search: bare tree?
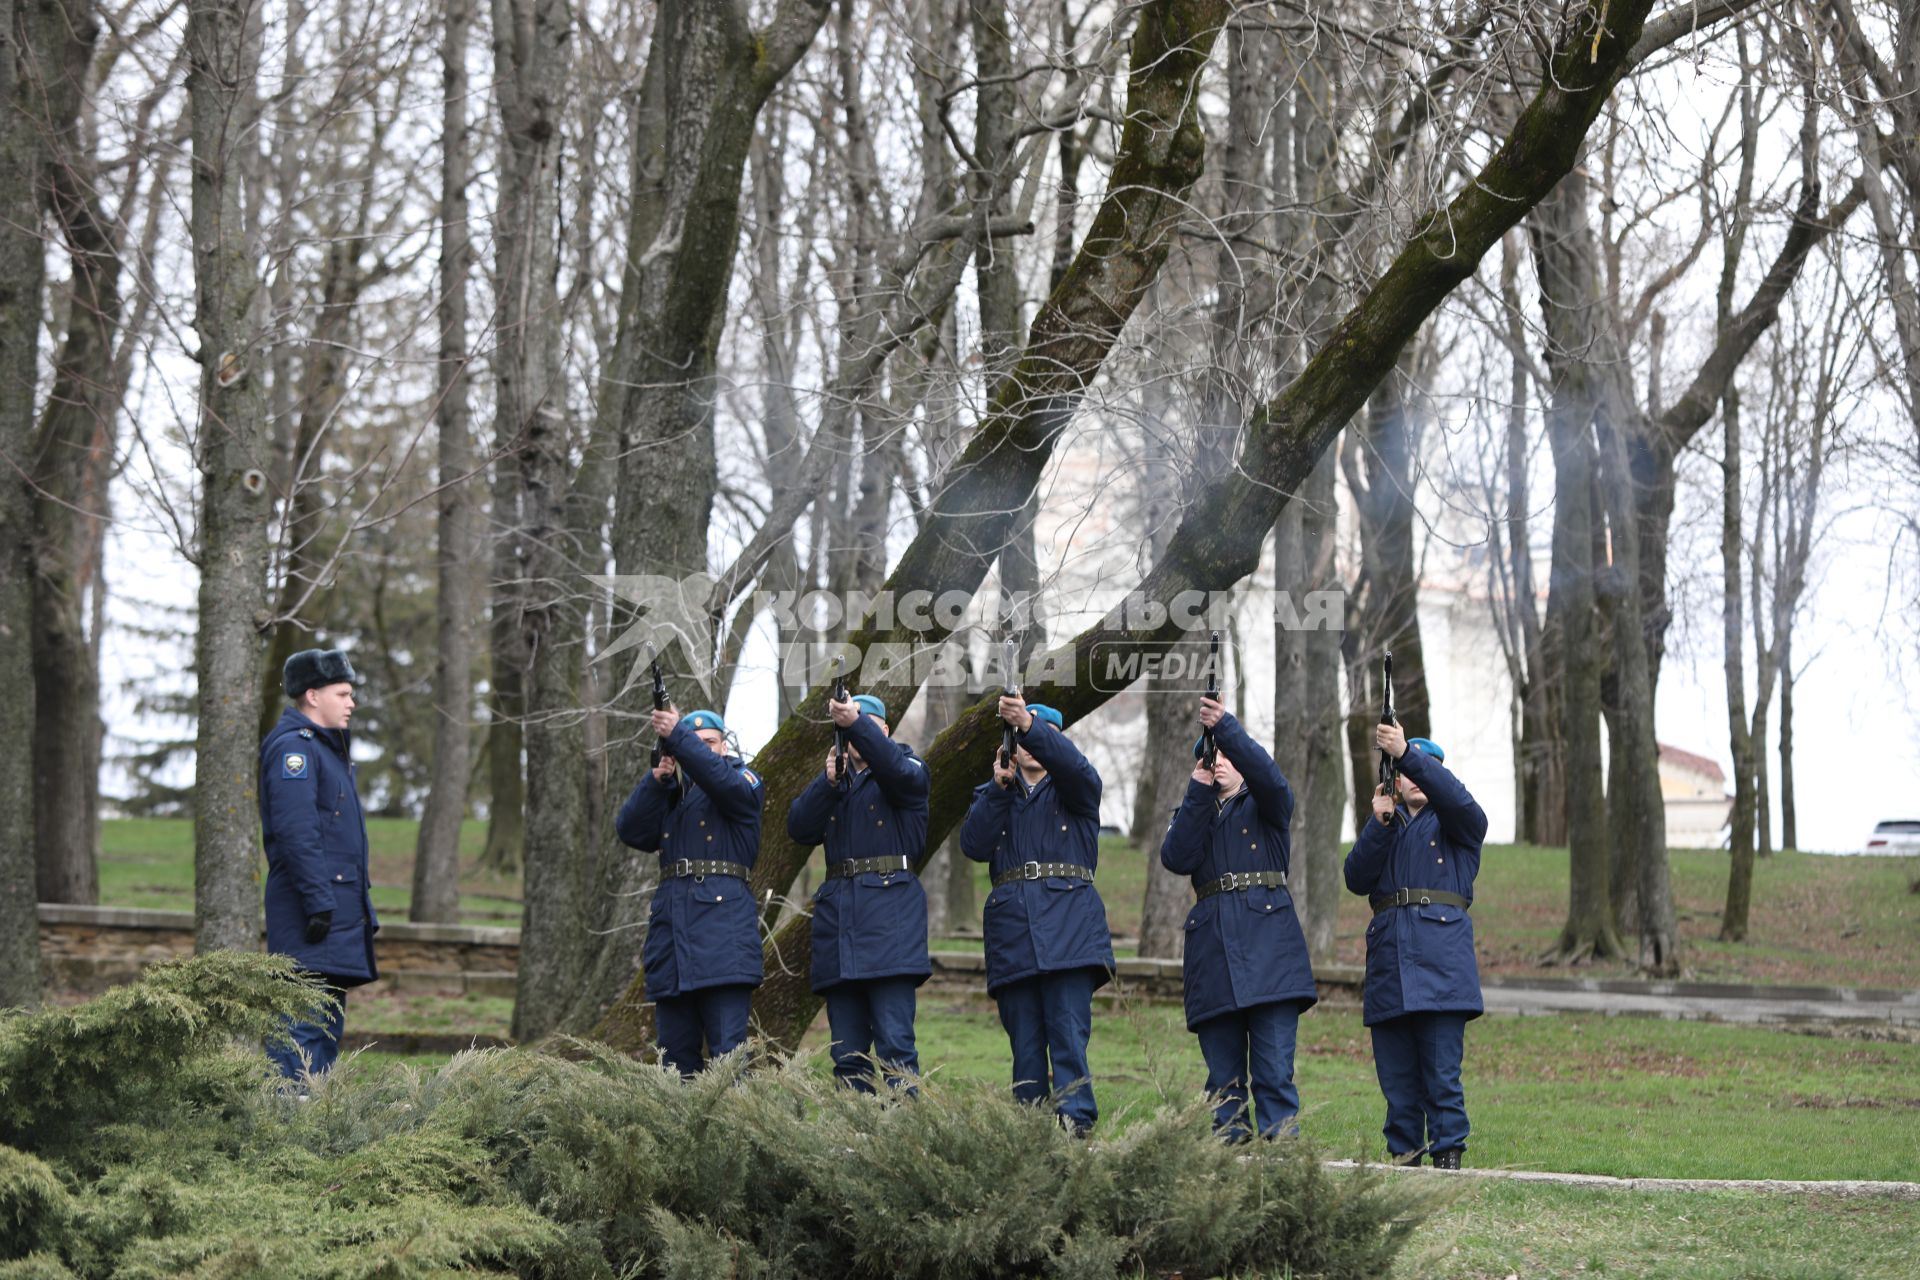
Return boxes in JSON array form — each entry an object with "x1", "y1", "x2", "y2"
[
  {"x1": 0, "y1": 0, "x2": 61, "y2": 1007},
  {"x1": 27, "y1": 0, "x2": 109, "y2": 905},
  {"x1": 411, "y1": 0, "x2": 478, "y2": 923},
  {"x1": 187, "y1": 0, "x2": 271, "y2": 955}
]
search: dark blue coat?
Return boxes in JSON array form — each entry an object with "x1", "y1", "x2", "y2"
[
  {"x1": 259, "y1": 707, "x2": 379, "y2": 985},
  {"x1": 959, "y1": 718, "x2": 1115, "y2": 995},
  {"x1": 1343, "y1": 746, "x2": 1487, "y2": 1024},
  {"x1": 1159, "y1": 712, "x2": 1318, "y2": 1029},
  {"x1": 787, "y1": 714, "x2": 932, "y2": 993},
  {"x1": 616, "y1": 718, "x2": 767, "y2": 1000}
]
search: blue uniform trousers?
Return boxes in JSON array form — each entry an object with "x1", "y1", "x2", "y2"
[
  {"x1": 994, "y1": 969, "x2": 1099, "y2": 1133},
  {"x1": 1194, "y1": 1000, "x2": 1304, "y2": 1140},
  {"x1": 656, "y1": 984, "x2": 756, "y2": 1077},
  {"x1": 1370, "y1": 1011, "x2": 1469, "y2": 1158},
  {"x1": 266, "y1": 983, "x2": 347, "y2": 1081},
  {"x1": 824, "y1": 977, "x2": 920, "y2": 1093}
]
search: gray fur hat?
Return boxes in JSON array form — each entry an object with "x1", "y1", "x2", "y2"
[{"x1": 284, "y1": 648, "x2": 357, "y2": 699}]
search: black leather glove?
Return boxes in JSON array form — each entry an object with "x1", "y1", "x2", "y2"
[{"x1": 304, "y1": 911, "x2": 333, "y2": 944}]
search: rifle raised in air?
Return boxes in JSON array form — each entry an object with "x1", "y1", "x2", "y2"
[
  {"x1": 1200, "y1": 630, "x2": 1221, "y2": 777},
  {"x1": 648, "y1": 650, "x2": 672, "y2": 771},
  {"x1": 1000, "y1": 638, "x2": 1019, "y2": 772},
  {"x1": 831, "y1": 655, "x2": 850, "y2": 790},
  {"x1": 1378, "y1": 650, "x2": 1398, "y2": 809}
]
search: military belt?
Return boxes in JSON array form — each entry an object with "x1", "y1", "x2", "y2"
[
  {"x1": 662, "y1": 858, "x2": 749, "y2": 881},
  {"x1": 1195, "y1": 869, "x2": 1288, "y2": 900},
  {"x1": 992, "y1": 861, "x2": 1093, "y2": 887},
  {"x1": 1370, "y1": 887, "x2": 1470, "y2": 914},
  {"x1": 826, "y1": 855, "x2": 914, "y2": 879}
]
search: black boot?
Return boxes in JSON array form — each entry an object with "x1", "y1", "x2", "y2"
[
  {"x1": 1389, "y1": 1150, "x2": 1421, "y2": 1167},
  {"x1": 1431, "y1": 1149, "x2": 1462, "y2": 1170}
]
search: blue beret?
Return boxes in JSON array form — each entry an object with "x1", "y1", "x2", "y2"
[
  {"x1": 851, "y1": 694, "x2": 887, "y2": 720},
  {"x1": 683, "y1": 709, "x2": 727, "y2": 734},
  {"x1": 1025, "y1": 704, "x2": 1064, "y2": 731},
  {"x1": 284, "y1": 648, "x2": 356, "y2": 699},
  {"x1": 1407, "y1": 736, "x2": 1444, "y2": 762}
]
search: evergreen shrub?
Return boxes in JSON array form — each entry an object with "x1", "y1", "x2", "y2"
[{"x1": 0, "y1": 957, "x2": 1455, "y2": 1277}]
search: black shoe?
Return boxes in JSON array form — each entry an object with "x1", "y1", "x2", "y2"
[
  {"x1": 1431, "y1": 1149, "x2": 1462, "y2": 1170},
  {"x1": 1389, "y1": 1150, "x2": 1421, "y2": 1166}
]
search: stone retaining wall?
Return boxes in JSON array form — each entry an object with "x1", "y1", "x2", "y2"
[
  {"x1": 36, "y1": 904, "x2": 521, "y2": 995},
  {"x1": 31, "y1": 902, "x2": 1357, "y2": 1005}
]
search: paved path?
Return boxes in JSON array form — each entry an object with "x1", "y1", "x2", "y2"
[
  {"x1": 1325, "y1": 1161, "x2": 1920, "y2": 1200},
  {"x1": 1474, "y1": 975, "x2": 1920, "y2": 1031},
  {"x1": 930, "y1": 952, "x2": 1920, "y2": 1031}
]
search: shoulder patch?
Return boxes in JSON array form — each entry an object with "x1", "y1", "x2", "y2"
[
  {"x1": 281, "y1": 752, "x2": 309, "y2": 780},
  {"x1": 742, "y1": 769, "x2": 761, "y2": 788}
]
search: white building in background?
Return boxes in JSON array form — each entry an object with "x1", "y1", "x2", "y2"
[{"x1": 1657, "y1": 744, "x2": 1733, "y2": 848}]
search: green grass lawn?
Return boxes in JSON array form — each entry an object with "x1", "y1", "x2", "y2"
[
  {"x1": 1420, "y1": 1181, "x2": 1920, "y2": 1279},
  {"x1": 97, "y1": 818, "x2": 1920, "y2": 988}
]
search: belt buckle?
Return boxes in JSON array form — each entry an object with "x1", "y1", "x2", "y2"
[
  {"x1": 1021, "y1": 861, "x2": 1042, "y2": 880},
  {"x1": 1226, "y1": 871, "x2": 1248, "y2": 892},
  {"x1": 672, "y1": 859, "x2": 692, "y2": 878}
]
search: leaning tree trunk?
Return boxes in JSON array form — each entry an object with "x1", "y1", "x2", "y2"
[
  {"x1": 0, "y1": 0, "x2": 55, "y2": 1007},
  {"x1": 29, "y1": 0, "x2": 110, "y2": 906},
  {"x1": 188, "y1": 0, "x2": 271, "y2": 955},
  {"x1": 722, "y1": 0, "x2": 1676, "y2": 1053},
  {"x1": 411, "y1": 0, "x2": 477, "y2": 924}
]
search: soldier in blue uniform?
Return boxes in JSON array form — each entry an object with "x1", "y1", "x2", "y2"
[
  {"x1": 787, "y1": 692, "x2": 931, "y2": 1091},
  {"x1": 259, "y1": 648, "x2": 379, "y2": 1080},
  {"x1": 616, "y1": 706, "x2": 767, "y2": 1076},
  {"x1": 1159, "y1": 696, "x2": 1317, "y2": 1140},
  {"x1": 960, "y1": 695, "x2": 1114, "y2": 1135},
  {"x1": 1343, "y1": 722, "x2": 1487, "y2": 1168}
]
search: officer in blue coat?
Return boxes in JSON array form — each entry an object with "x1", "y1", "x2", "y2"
[
  {"x1": 616, "y1": 706, "x2": 767, "y2": 1076},
  {"x1": 259, "y1": 648, "x2": 379, "y2": 1080},
  {"x1": 1159, "y1": 697, "x2": 1317, "y2": 1140},
  {"x1": 787, "y1": 692, "x2": 931, "y2": 1091},
  {"x1": 1343, "y1": 722, "x2": 1487, "y2": 1168},
  {"x1": 960, "y1": 694, "x2": 1115, "y2": 1134}
]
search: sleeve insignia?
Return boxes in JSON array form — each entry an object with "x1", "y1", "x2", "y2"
[
  {"x1": 743, "y1": 769, "x2": 761, "y2": 787},
  {"x1": 282, "y1": 753, "x2": 308, "y2": 779}
]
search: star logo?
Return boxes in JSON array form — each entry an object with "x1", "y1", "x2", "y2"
[{"x1": 589, "y1": 572, "x2": 718, "y2": 696}]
